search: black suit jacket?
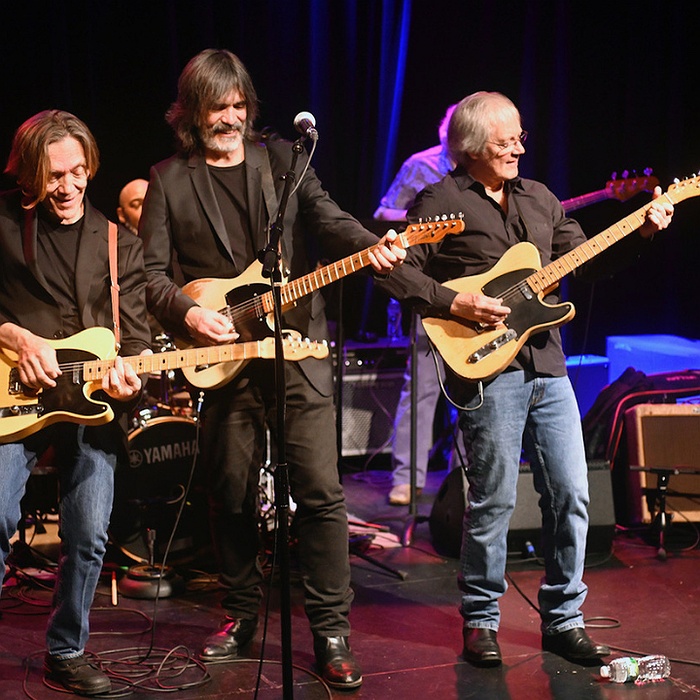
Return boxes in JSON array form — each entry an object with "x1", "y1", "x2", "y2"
[
  {"x1": 141, "y1": 138, "x2": 381, "y2": 396},
  {"x1": 0, "y1": 189, "x2": 151, "y2": 356},
  {"x1": 0, "y1": 189, "x2": 152, "y2": 436}
]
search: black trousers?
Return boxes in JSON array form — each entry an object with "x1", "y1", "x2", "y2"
[{"x1": 200, "y1": 360, "x2": 353, "y2": 636}]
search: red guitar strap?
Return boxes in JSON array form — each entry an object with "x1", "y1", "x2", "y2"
[{"x1": 108, "y1": 221, "x2": 121, "y2": 350}]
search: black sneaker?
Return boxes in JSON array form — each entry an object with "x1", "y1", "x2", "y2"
[{"x1": 44, "y1": 653, "x2": 111, "y2": 696}]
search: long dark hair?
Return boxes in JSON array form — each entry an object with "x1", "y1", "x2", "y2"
[{"x1": 166, "y1": 49, "x2": 259, "y2": 155}]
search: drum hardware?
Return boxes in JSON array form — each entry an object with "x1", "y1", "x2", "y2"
[
  {"x1": 109, "y1": 416, "x2": 211, "y2": 571},
  {"x1": 117, "y1": 528, "x2": 184, "y2": 599}
]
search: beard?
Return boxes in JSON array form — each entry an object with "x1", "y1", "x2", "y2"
[{"x1": 202, "y1": 122, "x2": 244, "y2": 155}]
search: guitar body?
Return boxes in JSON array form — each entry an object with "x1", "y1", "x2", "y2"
[
  {"x1": 0, "y1": 327, "x2": 117, "y2": 442},
  {"x1": 179, "y1": 262, "x2": 280, "y2": 390},
  {"x1": 423, "y1": 243, "x2": 575, "y2": 382},
  {"x1": 176, "y1": 218, "x2": 469, "y2": 389}
]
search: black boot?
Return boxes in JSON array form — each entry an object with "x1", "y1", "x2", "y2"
[
  {"x1": 542, "y1": 628, "x2": 610, "y2": 665},
  {"x1": 313, "y1": 635, "x2": 363, "y2": 689},
  {"x1": 198, "y1": 616, "x2": 258, "y2": 662},
  {"x1": 462, "y1": 627, "x2": 502, "y2": 667}
]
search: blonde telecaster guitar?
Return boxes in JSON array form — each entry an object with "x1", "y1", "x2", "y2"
[
  {"x1": 179, "y1": 217, "x2": 465, "y2": 389},
  {"x1": 423, "y1": 175, "x2": 699, "y2": 382},
  {"x1": 0, "y1": 328, "x2": 328, "y2": 442}
]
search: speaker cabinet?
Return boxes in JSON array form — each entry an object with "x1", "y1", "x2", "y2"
[
  {"x1": 625, "y1": 403, "x2": 700, "y2": 522},
  {"x1": 340, "y1": 369, "x2": 405, "y2": 456},
  {"x1": 430, "y1": 461, "x2": 615, "y2": 558}
]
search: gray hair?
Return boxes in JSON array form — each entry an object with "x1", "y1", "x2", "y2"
[{"x1": 447, "y1": 92, "x2": 520, "y2": 166}]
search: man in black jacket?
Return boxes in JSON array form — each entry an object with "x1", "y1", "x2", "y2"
[
  {"x1": 140, "y1": 49, "x2": 403, "y2": 689},
  {"x1": 0, "y1": 110, "x2": 151, "y2": 695}
]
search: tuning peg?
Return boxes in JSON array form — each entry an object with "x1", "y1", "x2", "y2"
[
  {"x1": 622, "y1": 169, "x2": 629, "y2": 179},
  {"x1": 611, "y1": 171, "x2": 617, "y2": 180},
  {"x1": 644, "y1": 167, "x2": 653, "y2": 176},
  {"x1": 674, "y1": 178, "x2": 680, "y2": 184}
]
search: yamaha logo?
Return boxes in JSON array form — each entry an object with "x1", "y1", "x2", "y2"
[{"x1": 129, "y1": 438, "x2": 198, "y2": 468}]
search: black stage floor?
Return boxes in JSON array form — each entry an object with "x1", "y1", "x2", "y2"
[{"x1": 2, "y1": 460, "x2": 699, "y2": 699}]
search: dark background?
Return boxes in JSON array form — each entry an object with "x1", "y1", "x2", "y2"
[{"x1": 1, "y1": 0, "x2": 699, "y2": 354}]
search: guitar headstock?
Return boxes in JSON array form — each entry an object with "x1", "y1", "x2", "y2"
[
  {"x1": 666, "y1": 174, "x2": 700, "y2": 204},
  {"x1": 606, "y1": 169, "x2": 660, "y2": 202},
  {"x1": 401, "y1": 215, "x2": 465, "y2": 246},
  {"x1": 257, "y1": 335, "x2": 329, "y2": 360}
]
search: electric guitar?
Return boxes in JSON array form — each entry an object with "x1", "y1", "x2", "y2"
[
  {"x1": 561, "y1": 170, "x2": 659, "y2": 213},
  {"x1": 179, "y1": 217, "x2": 465, "y2": 389},
  {"x1": 0, "y1": 328, "x2": 328, "y2": 443},
  {"x1": 423, "y1": 175, "x2": 700, "y2": 382}
]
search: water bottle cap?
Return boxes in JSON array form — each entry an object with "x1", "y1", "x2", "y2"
[{"x1": 599, "y1": 665, "x2": 610, "y2": 678}]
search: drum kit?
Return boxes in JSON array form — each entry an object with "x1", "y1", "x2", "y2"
[{"x1": 109, "y1": 333, "x2": 210, "y2": 570}]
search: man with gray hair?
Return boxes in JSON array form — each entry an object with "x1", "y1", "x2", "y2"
[{"x1": 377, "y1": 91, "x2": 674, "y2": 667}]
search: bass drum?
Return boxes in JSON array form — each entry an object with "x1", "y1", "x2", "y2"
[{"x1": 109, "y1": 416, "x2": 211, "y2": 566}]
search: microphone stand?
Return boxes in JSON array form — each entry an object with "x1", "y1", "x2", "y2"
[
  {"x1": 401, "y1": 308, "x2": 428, "y2": 546},
  {"x1": 258, "y1": 135, "x2": 306, "y2": 700}
]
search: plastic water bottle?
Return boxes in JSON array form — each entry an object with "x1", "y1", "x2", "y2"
[
  {"x1": 386, "y1": 298, "x2": 403, "y2": 339},
  {"x1": 600, "y1": 655, "x2": 671, "y2": 683}
]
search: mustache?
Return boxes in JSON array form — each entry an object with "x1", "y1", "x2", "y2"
[{"x1": 212, "y1": 123, "x2": 244, "y2": 135}]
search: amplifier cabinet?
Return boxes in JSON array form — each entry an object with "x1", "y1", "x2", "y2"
[
  {"x1": 625, "y1": 403, "x2": 700, "y2": 522},
  {"x1": 340, "y1": 369, "x2": 405, "y2": 457}
]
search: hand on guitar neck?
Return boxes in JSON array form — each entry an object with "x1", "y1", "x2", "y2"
[{"x1": 0, "y1": 322, "x2": 150, "y2": 403}]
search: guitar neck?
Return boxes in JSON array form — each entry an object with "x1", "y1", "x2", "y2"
[
  {"x1": 527, "y1": 197, "x2": 655, "y2": 294},
  {"x1": 260, "y1": 241, "x2": 387, "y2": 314},
  {"x1": 561, "y1": 189, "x2": 609, "y2": 213},
  {"x1": 254, "y1": 219, "x2": 464, "y2": 315},
  {"x1": 79, "y1": 341, "x2": 262, "y2": 381}
]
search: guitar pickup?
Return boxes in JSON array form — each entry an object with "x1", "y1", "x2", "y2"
[{"x1": 468, "y1": 329, "x2": 518, "y2": 363}]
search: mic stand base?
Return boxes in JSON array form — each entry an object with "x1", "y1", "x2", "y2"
[{"x1": 118, "y1": 563, "x2": 184, "y2": 599}]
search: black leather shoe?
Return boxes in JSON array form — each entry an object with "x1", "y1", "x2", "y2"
[
  {"x1": 198, "y1": 616, "x2": 258, "y2": 662},
  {"x1": 313, "y1": 635, "x2": 363, "y2": 689},
  {"x1": 462, "y1": 627, "x2": 502, "y2": 667},
  {"x1": 542, "y1": 628, "x2": 610, "y2": 665},
  {"x1": 44, "y1": 653, "x2": 111, "y2": 696}
]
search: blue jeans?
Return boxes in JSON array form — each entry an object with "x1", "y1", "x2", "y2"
[
  {"x1": 391, "y1": 324, "x2": 446, "y2": 488},
  {"x1": 0, "y1": 424, "x2": 117, "y2": 658},
  {"x1": 457, "y1": 371, "x2": 589, "y2": 634}
]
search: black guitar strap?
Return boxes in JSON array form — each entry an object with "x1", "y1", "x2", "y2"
[{"x1": 259, "y1": 147, "x2": 289, "y2": 265}]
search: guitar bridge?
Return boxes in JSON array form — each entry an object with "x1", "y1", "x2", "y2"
[{"x1": 468, "y1": 329, "x2": 518, "y2": 363}]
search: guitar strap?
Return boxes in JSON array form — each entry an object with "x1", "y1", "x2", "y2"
[
  {"x1": 108, "y1": 221, "x2": 121, "y2": 350},
  {"x1": 259, "y1": 147, "x2": 289, "y2": 265}
]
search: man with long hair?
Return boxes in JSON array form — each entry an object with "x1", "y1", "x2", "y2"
[
  {"x1": 140, "y1": 49, "x2": 404, "y2": 689},
  {"x1": 0, "y1": 110, "x2": 151, "y2": 695}
]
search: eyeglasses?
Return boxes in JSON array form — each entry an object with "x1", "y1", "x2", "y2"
[{"x1": 486, "y1": 130, "x2": 528, "y2": 154}]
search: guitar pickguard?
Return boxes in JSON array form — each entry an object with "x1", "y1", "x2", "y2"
[
  {"x1": 224, "y1": 283, "x2": 274, "y2": 342},
  {"x1": 41, "y1": 348, "x2": 109, "y2": 419}
]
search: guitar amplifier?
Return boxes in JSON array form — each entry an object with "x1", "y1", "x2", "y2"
[
  {"x1": 625, "y1": 403, "x2": 700, "y2": 522},
  {"x1": 339, "y1": 338, "x2": 408, "y2": 457}
]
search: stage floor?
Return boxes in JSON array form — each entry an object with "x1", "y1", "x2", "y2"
[{"x1": 2, "y1": 461, "x2": 699, "y2": 699}]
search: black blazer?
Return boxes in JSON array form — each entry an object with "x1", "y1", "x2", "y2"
[
  {"x1": 0, "y1": 190, "x2": 151, "y2": 357},
  {"x1": 141, "y1": 138, "x2": 381, "y2": 396}
]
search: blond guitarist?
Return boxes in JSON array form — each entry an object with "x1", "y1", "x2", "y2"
[{"x1": 377, "y1": 92, "x2": 673, "y2": 668}]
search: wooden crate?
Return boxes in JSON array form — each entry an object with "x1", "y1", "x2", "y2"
[{"x1": 625, "y1": 403, "x2": 700, "y2": 522}]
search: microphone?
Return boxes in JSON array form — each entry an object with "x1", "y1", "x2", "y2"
[{"x1": 293, "y1": 111, "x2": 318, "y2": 140}]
